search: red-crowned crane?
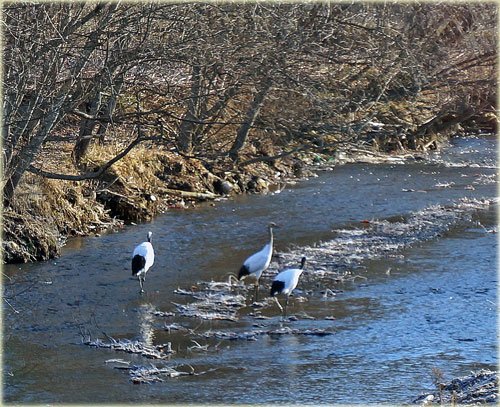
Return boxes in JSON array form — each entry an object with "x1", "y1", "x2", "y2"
[
  {"x1": 132, "y1": 231, "x2": 154, "y2": 293},
  {"x1": 238, "y1": 222, "x2": 277, "y2": 301},
  {"x1": 270, "y1": 256, "x2": 306, "y2": 317}
]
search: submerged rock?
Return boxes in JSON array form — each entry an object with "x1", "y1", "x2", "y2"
[
  {"x1": 213, "y1": 179, "x2": 234, "y2": 195},
  {"x1": 246, "y1": 175, "x2": 269, "y2": 193},
  {"x1": 200, "y1": 326, "x2": 334, "y2": 341}
]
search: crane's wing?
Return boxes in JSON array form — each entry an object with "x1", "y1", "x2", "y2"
[
  {"x1": 244, "y1": 243, "x2": 272, "y2": 273},
  {"x1": 133, "y1": 242, "x2": 154, "y2": 268},
  {"x1": 272, "y1": 268, "x2": 302, "y2": 294}
]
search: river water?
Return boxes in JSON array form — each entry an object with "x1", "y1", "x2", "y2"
[{"x1": 3, "y1": 135, "x2": 497, "y2": 403}]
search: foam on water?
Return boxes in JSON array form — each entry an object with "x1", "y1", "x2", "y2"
[{"x1": 272, "y1": 197, "x2": 495, "y2": 281}]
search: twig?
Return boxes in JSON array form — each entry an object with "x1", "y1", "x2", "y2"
[
  {"x1": 2, "y1": 271, "x2": 12, "y2": 281},
  {"x1": 3, "y1": 298, "x2": 20, "y2": 314}
]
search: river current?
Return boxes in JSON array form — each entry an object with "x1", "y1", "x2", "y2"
[{"x1": 3, "y1": 135, "x2": 497, "y2": 403}]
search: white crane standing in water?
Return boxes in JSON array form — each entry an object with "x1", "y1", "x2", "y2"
[
  {"x1": 238, "y1": 222, "x2": 277, "y2": 301},
  {"x1": 270, "y1": 257, "x2": 306, "y2": 318},
  {"x1": 132, "y1": 231, "x2": 154, "y2": 293}
]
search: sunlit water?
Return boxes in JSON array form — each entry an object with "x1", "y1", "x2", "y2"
[{"x1": 3, "y1": 135, "x2": 497, "y2": 403}]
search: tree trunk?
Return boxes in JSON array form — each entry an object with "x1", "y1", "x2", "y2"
[
  {"x1": 3, "y1": 97, "x2": 43, "y2": 178},
  {"x1": 199, "y1": 83, "x2": 242, "y2": 138},
  {"x1": 229, "y1": 78, "x2": 272, "y2": 162},
  {"x1": 3, "y1": 96, "x2": 66, "y2": 206},
  {"x1": 97, "y1": 75, "x2": 124, "y2": 145},
  {"x1": 3, "y1": 4, "x2": 118, "y2": 207},
  {"x1": 177, "y1": 64, "x2": 201, "y2": 153},
  {"x1": 72, "y1": 91, "x2": 102, "y2": 164}
]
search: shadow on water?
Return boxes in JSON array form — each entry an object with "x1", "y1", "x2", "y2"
[{"x1": 3, "y1": 135, "x2": 497, "y2": 403}]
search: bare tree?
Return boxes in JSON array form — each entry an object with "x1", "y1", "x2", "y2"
[
  {"x1": 3, "y1": 2, "x2": 496, "y2": 207},
  {"x1": 2, "y1": 3, "x2": 120, "y2": 205}
]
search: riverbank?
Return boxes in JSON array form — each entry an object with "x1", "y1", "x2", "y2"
[
  {"x1": 2, "y1": 139, "x2": 313, "y2": 263},
  {"x1": 2, "y1": 134, "x2": 429, "y2": 264},
  {"x1": 1, "y1": 131, "x2": 489, "y2": 264}
]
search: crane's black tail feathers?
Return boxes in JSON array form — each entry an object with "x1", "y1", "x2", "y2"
[
  {"x1": 270, "y1": 280, "x2": 285, "y2": 297},
  {"x1": 132, "y1": 255, "x2": 146, "y2": 276},
  {"x1": 238, "y1": 264, "x2": 250, "y2": 280}
]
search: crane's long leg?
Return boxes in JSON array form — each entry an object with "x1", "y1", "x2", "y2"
[
  {"x1": 139, "y1": 276, "x2": 145, "y2": 294},
  {"x1": 283, "y1": 295, "x2": 289, "y2": 318},
  {"x1": 274, "y1": 296, "x2": 283, "y2": 312},
  {"x1": 253, "y1": 282, "x2": 259, "y2": 302}
]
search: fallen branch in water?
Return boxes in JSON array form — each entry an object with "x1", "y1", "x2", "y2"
[
  {"x1": 118, "y1": 363, "x2": 240, "y2": 384},
  {"x1": 164, "y1": 322, "x2": 190, "y2": 333},
  {"x1": 151, "y1": 310, "x2": 175, "y2": 318},
  {"x1": 172, "y1": 302, "x2": 240, "y2": 322},
  {"x1": 172, "y1": 282, "x2": 248, "y2": 321},
  {"x1": 200, "y1": 326, "x2": 334, "y2": 341},
  {"x1": 126, "y1": 364, "x2": 196, "y2": 383},
  {"x1": 83, "y1": 334, "x2": 174, "y2": 359},
  {"x1": 157, "y1": 187, "x2": 219, "y2": 200}
]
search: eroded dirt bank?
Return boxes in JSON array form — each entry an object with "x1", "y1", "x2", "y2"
[{"x1": 3, "y1": 141, "x2": 320, "y2": 263}]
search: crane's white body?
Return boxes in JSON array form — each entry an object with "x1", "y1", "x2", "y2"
[
  {"x1": 271, "y1": 257, "x2": 306, "y2": 317},
  {"x1": 132, "y1": 231, "x2": 154, "y2": 293},
  {"x1": 239, "y1": 223, "x2": 275, "y2": 282},
  {"x1": 242, "y1": 242, "x2": 273, "y2": 281},
  {"x1": 272, "y1": 267, "x2": 303, "y2": 295},
  {"x1": 238, "y1": 223, "x2": 276, "y2": 301},
  {"x1": 132, "y1": 241, "x2": 154, "y2": 276}
]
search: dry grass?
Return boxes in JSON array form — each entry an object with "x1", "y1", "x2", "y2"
[
  {"x1": 3, "y1": 138, "x2": 239, "y2": 262},
  {"x1": 3, "y1": 170, "x2": 119, "y2": 262},
  {"x1": 84, "y1": 142, "x2": 166, "y2": 191}
]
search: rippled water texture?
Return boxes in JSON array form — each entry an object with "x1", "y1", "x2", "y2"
[{"x1": 3, "y1": 135, "x2": 497, "y2": 403}]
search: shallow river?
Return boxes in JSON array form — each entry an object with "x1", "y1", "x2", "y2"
[{"x1": 3, "y1": 135, "x2": 497, "y2": 403}]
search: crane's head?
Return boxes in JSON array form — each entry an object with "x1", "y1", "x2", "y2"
[
  {"x1": 147, "y1": 231, "x2": 153, "y2": 242},
  {"x1": 268, "y1": 222, "x2": 278, "y2": 229},
  {"x1": 300, "y1": 256, "x2": 307, "y2": 269}
]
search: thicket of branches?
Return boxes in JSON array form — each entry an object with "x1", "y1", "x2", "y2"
[{"x1": 2, "y1": 3, "x2": 496, "y2": 206}]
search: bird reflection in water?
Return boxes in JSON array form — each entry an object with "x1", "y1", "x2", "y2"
[{"x1": 137, "y1": 303, "x2": 156, "y2": 346}]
